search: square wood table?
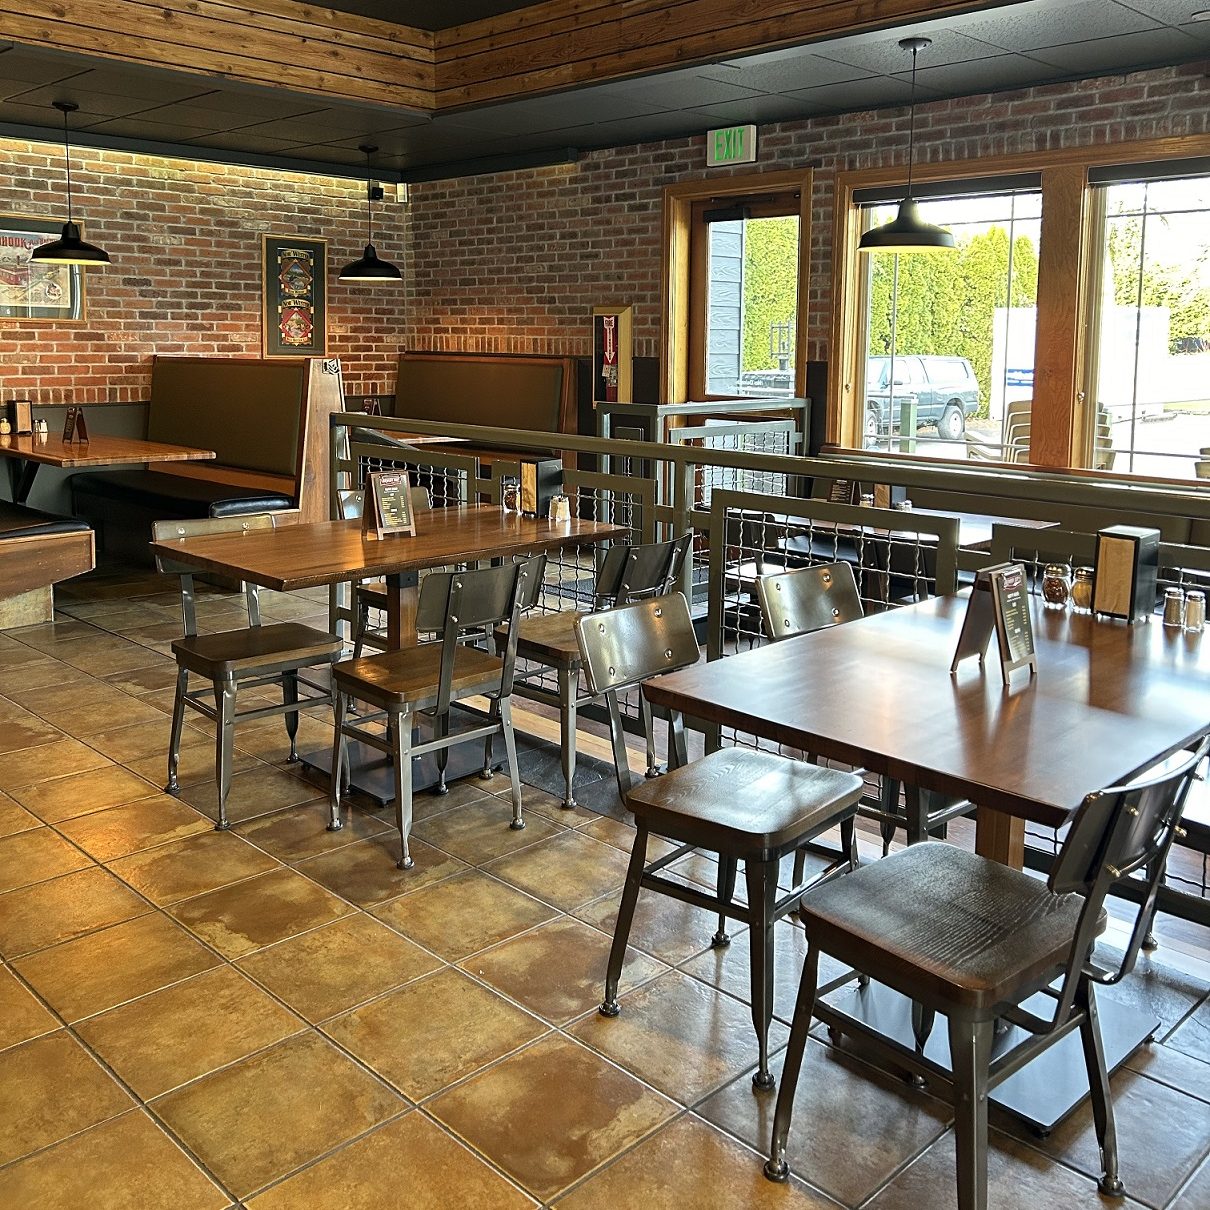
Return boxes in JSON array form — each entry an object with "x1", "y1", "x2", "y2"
[{"x1": 0, "y1": 433, "x2": 216, "y2": 504}]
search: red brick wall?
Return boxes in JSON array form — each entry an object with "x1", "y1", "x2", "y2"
[
  {"x1": 406, "y1": 59, "x2": 1210, "y2": 369},
  {"x1": 0, "y1": 146, "x2": 409, "y2": 405}
]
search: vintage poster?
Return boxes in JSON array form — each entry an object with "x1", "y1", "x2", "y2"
[
  {"x1": 261, "y1": 235, "x2": 327, "y2": 357},
  {"x1": 0, "y1": 216, "x2": 84, "y2": 321}
]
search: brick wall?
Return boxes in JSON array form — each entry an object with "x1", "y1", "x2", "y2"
[
  {"x1": 406, "y1": 59, "x2": 1210, "y2": 368},
  {"x1": 0, "y1": 145, "x2": 409, "y2": 405}
]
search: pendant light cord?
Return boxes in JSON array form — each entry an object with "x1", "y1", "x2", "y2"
[
  {"x1": 61, "y1": 106, "x2": 75, "y2": 226},
  {"x1": 905, "y1": 43, "x2": 919, "y2": 203}
]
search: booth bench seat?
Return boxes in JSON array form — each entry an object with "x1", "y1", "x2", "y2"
[
  {"x1": 71, "y1": 470, "x2": 292, "y2": 519},
  {"x1": 0, "y1": 502, "x2": 94, "y2": 628}
]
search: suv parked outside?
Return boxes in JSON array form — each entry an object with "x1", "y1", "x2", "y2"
[{"x1": 865, "y1": 355, "x2": 981, "y2": 443}]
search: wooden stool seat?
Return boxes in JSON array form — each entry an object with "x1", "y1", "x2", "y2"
[
  {"x1": 333, "y1": 644, "x2": 503, "y2": 711},
  {"x1": 801, "y1": 842, "x2": 1085, "y2": 1013},
  {"x1": 627, "y1": 747, "x2": 863, "y2": 862},
  {"x1": 172, "y1": 623, "x2": 341, "y2": 679},
  {"x1": 502, "y1": 610, "x2": 583, "y2": 666}
]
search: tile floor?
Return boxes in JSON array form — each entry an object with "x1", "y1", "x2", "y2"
[{"x1": 0, "y1": 571, "x2": 1207, "y2": 1208}]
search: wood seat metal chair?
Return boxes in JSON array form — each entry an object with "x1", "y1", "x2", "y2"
[
  {"x1": 757, "y1": 561, "x2": 975, "y2": 854},
  {"x1": 575, "y1": 591, "x2": 865, "y2": 1089},
  {"x1": 502, "y1": 533, "x2": 691, "y2": 808},
  {"x1": 329, "y1": 555, "x2": 545, "y2": 869},
  {"x1": 155, "y1": 515, "x2": 343, "y2": 830},
  {"x1": 765, "y1": 738, "x2": 1208, "y2": 1208}
]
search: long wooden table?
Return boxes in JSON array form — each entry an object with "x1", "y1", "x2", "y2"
[{"x1": 0, "y1": 432, "x2": 216, "y2": 504}]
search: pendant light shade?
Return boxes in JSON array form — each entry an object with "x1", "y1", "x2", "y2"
[
  {"x1": 339, "y1": 145, "x2": 401, "y2": 282},
  {"x1": 858, "y1": 38, "x2": 955, "y2": 255},
  {"x1": 31, "y1": 101, "x2": 110, "y2": 267}
]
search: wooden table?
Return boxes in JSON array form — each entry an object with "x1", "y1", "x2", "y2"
[
  {"x1": 0, "y1": 433, "x2": 216, "y2": 503},
  {"x1": 646, "y1": 594, "x2": 1210, "y2": 866}
]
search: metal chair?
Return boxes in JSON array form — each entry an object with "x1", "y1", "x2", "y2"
[
  {"x1": 502, "y1": 533, "x2": 691, "y2": 808},
  {"x1": 756, "y1": 561, "x2": 974, "y2": 854},
  {"x1": 329, "y1": 555, "x2": 545, "y2": 869},
  {"x1": 154, "y1": 515, "x2": 343, "y2": 830},
  {"x1": 575, "y1": 592, "x2": 865, "y2": 1089},
  {"x1": 765, "y1": 738, "x2": 1208, "y2": 1208}
]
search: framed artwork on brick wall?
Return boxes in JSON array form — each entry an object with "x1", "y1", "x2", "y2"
[
  {"x1": 0, "y1": 215, "x2": 85, "y2": 322},
  {"x1": 261, "y1": 234, "x2": 327, "y2": 358}
]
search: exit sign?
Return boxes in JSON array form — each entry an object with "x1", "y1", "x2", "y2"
[{"x1": 706, "y1": 124, "x2": 757, "y2": 167}]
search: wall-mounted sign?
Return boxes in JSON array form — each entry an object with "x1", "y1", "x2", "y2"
[{"x1": 706, "y1": 124, "x2": 757, "y2": 168}]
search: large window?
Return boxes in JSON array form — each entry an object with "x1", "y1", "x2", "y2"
[{"x1": 1085, "y1": 171, "x2": 1210, "y2": 479}]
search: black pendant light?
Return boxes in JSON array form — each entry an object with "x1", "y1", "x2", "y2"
[
  {"x1": 339, "y1": 144, "x2": 402, "y2": 282},
  {"x1": 858, "y1": 37, "x2": 955, "y2": 255},
  {"x1": 31, "y1": 101, "x2": 110, "y2": 267}
]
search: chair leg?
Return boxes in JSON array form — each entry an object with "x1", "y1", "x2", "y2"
[
  {"x1": 600, "y1": 825, "x2": 649, "y2": 1017},
  {"x1": 213, "y1": 679, "x2": 236, "y2": 831},
  {"x1": 499, "y1": 695, "x2": 524, "y2": 830},
  {"x1": 1078, "y1": 979, "x2": 1125, "y2": 1198},
  {"x1": 841, "y1": 814, "x2": 859, "y2": 871},
  {"x1": 880, "y1": 777, "x2": 900, "y2": 856},
  {"x1": 434, "y1": 710, "x2": 450, "y2": 795},
  {"x1": 353, "y1": 598, "x2": 370, "y2": 660},
  {"x1": 640, "y1": 695, "x2": 660, "y2": 778},
  {"x1": 713, "y1": 857, "x2": 738, "y2": 947},
  {"x1": 282, "y1": 669, "x2": 300, "y2": 762},
  {"x1": 328, "y1": 689, "x2": 347, "y2": 831},
  {"x1": 481, "y1": 695, "x2": 499, "y2": 780},
  {"x1": 765, "y1": 943, "x2": 820, "y2": 1182},
  {"x1": 947, "y1": 1015, "x2": 994, "y2": 1210},
  {"x1": 746, "y1": 858, "x2": 779, "y2": 1090},
  {"x1": 606, "y1": 691, "x2": 636, "y2": 801},
  {"x1": 558, "y1": 664, "x2": 578, "y2": 809},
  {"x1": 166, "y1": 666, "x2": 188, "y2": 795},
  {"x1": 393, "y1": 707, "x2": 415, "y2": 870}
]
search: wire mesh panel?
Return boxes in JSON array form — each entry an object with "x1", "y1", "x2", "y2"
[{"x1": 669, "y1": 420, "x2": 802, "y2": 506}]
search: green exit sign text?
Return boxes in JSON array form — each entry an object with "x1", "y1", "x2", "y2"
[{"x1": 706, "y1": 124, "x2": 757, "y2": 168}]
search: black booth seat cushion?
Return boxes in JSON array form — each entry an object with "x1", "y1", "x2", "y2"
[
  {"x1": 70, "y1": 470, "x2": 293, "y2": 518},
  {"x1": 0, "y1": 501, "x2": 91, "y2": 538}
]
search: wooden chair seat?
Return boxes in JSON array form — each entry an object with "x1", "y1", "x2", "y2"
[
  {"x1": 171, "y1": 623, "x2": 342, "y2": 679},
  {"x1": 333, "y1": 644, "x2": 504, "y2": 711},
  {"x1": 627, "y1": 748, "x2": 863, "y2": 862},
  {"x1": 500, "y1": 610, "x2": 583, "y2": 666},
  {"x1": 801, "y1": 842, "x2": 1086, "y2": 1013},
  {"x1": 357, "y1": 580, "x2": 388, "y2": 609}
]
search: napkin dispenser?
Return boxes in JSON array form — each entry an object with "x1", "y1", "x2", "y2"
[{"x1": 1093, "y1": 525, "x2": 1159, "y2": 622}]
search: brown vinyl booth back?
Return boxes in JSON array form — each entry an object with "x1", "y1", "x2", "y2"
[
  {"x1": 148, "y1": 357, "x2": 305, "y2": 477},
  {"x1": 390, "y1": 353, "x2": 575, "y2": 443}
]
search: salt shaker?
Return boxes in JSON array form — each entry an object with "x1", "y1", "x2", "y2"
[
  {"x1": 1163, "y1": 588, "x2": 1186, "y2": 627},
  {"x1": 1185, "y1": 590, "x2": 1205, "y2": 633}
]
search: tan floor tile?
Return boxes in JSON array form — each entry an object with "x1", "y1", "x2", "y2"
[
  {"x1": 246, "y1": 1111, "x2": 535, "y2": 1209},
  {"x1": 0, "y1": 826, "x2": 93, "y2": 892},
  {"x1": 153, "y1": 1032, "x2": 403, "y2": 1199},
  {"x1": 324, "y1": 967, "x2": 547, "y2": 1101},
  {"x1": 410, "y1": 773, "x2": 504, "y2": 818},
  {"x1": 110, "y1": 830, "x2": 280, "y2": 905},
  {"x1": 0, "y1": 965, "x2": 58, "y2": 1050},
  {"x1": 0, "y1": 1031, "x2": 133, "y2": 1165},
  {"x1": 412, "y1": 795, "x2": 565, "y2": 864},
  {"x1": 126, "y1": 742, "x2": 261, "y2": 791},
  {"x1": 499, "y1": 783, "x2": 600, "y2": 826},
  {"x1": 572, "y1": 969, "x2": 787, "y2": 1103},
  {"x1": 575, "y1": 885, "x2": 727, "y2": 966},
  {"x1": 55, "y1": 697, "x2": 170, "y2": 736},
  {"x1": 1174, "y1": 1157, "x2": 1210, "y2": 1209},
  {"x1": 103, "y1": 661, "x2": 181, "y2": 695},
  {"x1": 298, "y1": 832, "x2": 468, "y2": 907},
  {"x1": 57, "y1": 639, "x2": 167, "y2": 677},
  {"x1": 176, "y1": 764, "x2": 325, "y2": 826},
  {"x1": 373, "y1": 869, "x2": 558, "y2": 961},
  {"x1": 0, "y1": 658, "x2": 91, "y2": 694},
  {"x1": 0, "y1": 736, "x2": 110, "y2": 790},
  {"x1": 169, "y1": 866, "x2": 354, "y2": 958},
  {"x1": 0, "y1": 867, "x2": 149, "y2": 958},
  {"x1": 0, "y1": 791, "x2": 39, "y2": 837},
  {"x1": 483, "y1": 830, "x2": 632, "y2": 912},
  {"x1": 556, "y1": 1114, "x2": 837, "y2": 1209},
  {"x1": 234, "y1": 714, "x2": 335, "y2": 763},
  {"x1": 0, "y1": 711, "x2": 64, "y2": 755},
  {"x1": 11, "y1": 765, "x2": 160, "y2": 824},
  {"x1": 238, "y1": 914, "x2": 441, "y2": 1022},
  {"x1": 57, "y1": 794, "x2": 212, "y2": 861},
  {"x1": 429, "y1": 1033, "x2": 677, "y2": 1202},
  {"x1": 15, "y1": 912, "x2": 220, "y2": 1022},
  {"x1": 85, "y1": 718, "x2": 194, "y2": 764},
  {"x1": 235, "y1": 801, "x2": 391, "y2": 863},
  {"x1": 6, "y1": 679, "x2": 112, "y2": 715},
  {"x1": 466, "y1": 916, "x2": 666, "y2": 1026},
  {"x1": 0, "y1": 1110, "x2": 227, "y2": 1210},
  {"x1": 77, "y1": 966, "x2": 304, "y2": 1099}
]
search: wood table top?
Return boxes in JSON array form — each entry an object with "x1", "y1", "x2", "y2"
[
  {"x1": 645, "y1": 596, "x2": 1210, "y2": 829},
  {"x1": 149, "y1": 505, "x2": 630, "y2": 591},
  {"x1": 0, "y1": 433, "x2": 216, "y2": 468}
]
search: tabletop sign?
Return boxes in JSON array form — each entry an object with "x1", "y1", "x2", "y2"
[
  {"x1": 827, "y1": 479, "x2": 857, "y2": 505},
  {"x1": 362, "y1": 470, "x2": 416, "y2": 540},
  {"x1": 60, "y1": 406, "x2": 88, "y2": 445},
  {"x1": 950, "y1": 561, "x2": 1037, "y2": 685}
]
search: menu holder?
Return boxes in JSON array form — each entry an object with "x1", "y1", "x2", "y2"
[
  {"x1": 827, "y1": 479, "x2": 857, "y2": 505},
  {"x1": 950, "y1": 561, "x2": 1037, "y2": 686},
  {"x1": 7, "y1": 400, "x2": 32, "y2": 435},
  {"x1": 61, "y1": 406, "x2": 78, "y2": 443},
  {"x1": 361, "y1": 470, "x2": 416, "y2": 540}
]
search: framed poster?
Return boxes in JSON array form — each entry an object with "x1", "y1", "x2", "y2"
[
  {"x1": 261, "y1": 234, "x2": 327, "y2": 358},
  {"x1": 0, "y1": 215, "x2": 85, "y2": 322}
]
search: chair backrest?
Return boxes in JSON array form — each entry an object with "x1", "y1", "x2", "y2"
[
  {"x1": 152, "y1": 513, "x2": 276, "y2": 636},
  {"x1": 594, "y1": 533, "x2": 692, "y2": 608},
  {"x1": 574, "y1": 591, "x2": 699, "y2": 697},
  {"x1": 756, "y1": 561, "x2": 862, "y2": 642},
  {"x1": 336, "y1": 486, "x2": 432, "y2": 521}
]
